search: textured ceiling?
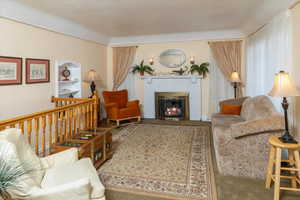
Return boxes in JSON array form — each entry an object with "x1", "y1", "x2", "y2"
[{"x1": 15, "y1": 0, "x2": 264, "y2": 37}]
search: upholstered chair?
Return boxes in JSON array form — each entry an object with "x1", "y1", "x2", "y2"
[
  {"x1": 211, "y1": 95, "x2": 284, "y2": 179},
  {"x1": 103, "y1": 90, "x2": 141, "y2": 126},
  {"x1": 0, "y1": 128, "x2": 105, "y2": 200}
]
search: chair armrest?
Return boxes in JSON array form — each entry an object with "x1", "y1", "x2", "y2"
[
  {"x1": 104, "y1": 102, "x2": 118, "y2": 109},
  {"x1": 127, "y1": 100, "x2": 139, "y2": 108},
  {"x1": 230, "y1": 115, "x2": 284, "y2": 139},
  {"x1": 29, "y1": 178, "x2": 91, "y2": 200},
  {"x1": 41, "y1": 148, "x2": 78, "y2": 169}
]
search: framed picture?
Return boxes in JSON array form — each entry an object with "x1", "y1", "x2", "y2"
[
  {"x1": 0, "y1": 56, "x2": 22, "y2": 85},
  {"x1": 26, "y1": 58, "x2": 50, "y2": 84}
]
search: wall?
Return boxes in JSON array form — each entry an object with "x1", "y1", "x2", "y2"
[
  {"x1": 0, "y1": 18, "x2": 107, "y2": 120},
  {"x1": 107, "y1": 40, "x2": 244, "y2": 120},
  {"x1": 292, "y1": 3, "x2": 300, "y2": 140}
]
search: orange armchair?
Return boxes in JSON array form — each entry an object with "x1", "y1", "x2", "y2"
[{"x1": 103, "y1": 90, "x2": 141, "y2": 126}]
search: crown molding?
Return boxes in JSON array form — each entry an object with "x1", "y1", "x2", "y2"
[
  {"x1": 109, "y1": 30, "x2": 245, "y2": 46},
  {"x1": 0, "y1": 0, "x2": 110, "y2": 45}
]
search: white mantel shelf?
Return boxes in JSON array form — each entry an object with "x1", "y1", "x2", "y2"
[
  {"x1": 140, "y1": 75, "x2": 203, "y2": 84},
  {"x1": 140, "y1": 75, "x2": 203, "y2": 79}
]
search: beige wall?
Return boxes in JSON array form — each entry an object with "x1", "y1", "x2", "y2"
[
  {"x1": 292, "y1": 4, "x2": 300, "y2": 140},
  {"x1": 0, "y1": 18, "x2": 107, "y2": 120},
  {"x1": 107, "y1": 40, "x2": 236, "y2": 119}
]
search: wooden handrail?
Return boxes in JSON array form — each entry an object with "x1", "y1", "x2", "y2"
[{"x1": 0, "y1": 95, "x2": 99, "y2": 156}]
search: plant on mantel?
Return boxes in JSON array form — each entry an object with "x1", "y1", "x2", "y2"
[
  {"x1": 190, "y1": 62, "x2": 210, "y2": 78},
  {"x1": 132, "y1": 60, "x2": 154, "y2": 76}
]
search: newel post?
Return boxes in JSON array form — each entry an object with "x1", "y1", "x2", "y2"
[{"x1": 92, "y1": 91, "x2": 99, "y2": 128}]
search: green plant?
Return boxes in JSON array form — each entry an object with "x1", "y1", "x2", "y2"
[
  {"x1": 0, "y1": 146, "x2": 33, "y2": 200},
  {"x1": 132, "y1": 60, "x2": 154, "y2": 75},
  {"x1": 190, "y1": 62, "x2": 210, "y2": 77}
]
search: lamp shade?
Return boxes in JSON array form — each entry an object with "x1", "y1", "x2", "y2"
[
  {"x1": 230, "y1": 71, "x2": 241, "y2": 83},
  {"x1": 269, "y1": 71, "x2": 300, "y2": 97},
  {"x1": 86, "y1": 69, "x2": 100, "y2": 81}
]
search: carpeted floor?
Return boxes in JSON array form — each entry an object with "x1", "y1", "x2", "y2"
[
  {"x1": 100, "y1": 120, "x2": 300, "y2": 200},
  {"x1": 99, "y1": 124, "x2": 217, "y2": 200}
]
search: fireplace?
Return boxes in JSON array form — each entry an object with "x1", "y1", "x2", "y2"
[{"x1": 155, "y1": 92, "x2": 189, "y2": 120}]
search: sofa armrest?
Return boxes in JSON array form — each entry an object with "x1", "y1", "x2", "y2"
[
  {"x1": 127, "y1": 100, "x2": 139, "y2": 108},
  {"x1": 41, "y1": 148, "x2": 78, "y2": 169},
  {"x1": 230, "y1": 115, "x2": 284, "y2": 139},
  {"x1": 29, "y1": 178, "x2": 91, "y2": 200}
]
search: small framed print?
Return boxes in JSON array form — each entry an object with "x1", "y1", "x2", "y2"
[
  {"x1": 26, "y1": 58, "x2": 50, "y2": 84},
  {"x1": 0, "y1": 56, "x2": 22, "y2": 85}
]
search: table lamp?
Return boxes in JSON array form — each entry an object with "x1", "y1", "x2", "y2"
[
  {"x1": 230, "y1": 71, "x2": 241, "y2": 99},
  {"x1": 269, "y1": 71, "x2": 300, "y2": 143},
  {"x1": 87, "y1": 69, "x2": 100, "y2": 97}
]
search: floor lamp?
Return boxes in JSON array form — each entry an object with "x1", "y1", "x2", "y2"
[
  {"x1": 269, "y1": 71, "x2": 300, "y2": 144},
  {"x1": 230, "y1": 71, "x2": 241, "y2": 99}
]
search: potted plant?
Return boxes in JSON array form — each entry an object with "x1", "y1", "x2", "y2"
[
  {"x1": 0, "y1": 147, "x2": 33, "y2": 200},
  {"x1": 132, "y1": 60, "x2": 154, "y2": 76},
  {"x1": 190, "y1": 62, "x2": 210, "y2": 77}
]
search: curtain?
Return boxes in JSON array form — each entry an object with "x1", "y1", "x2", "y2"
[
  {"x1": 209, "y1": 55, "x2": 234, "y2": 116},
  {"x1": 113, "y1": 46, "x2": 137, "y2": 90},
  {"x1": 118, "y1": 72, "x2": 136, "y2": 100},
  {"x1": 209, "y1": 40, "x2": 243, "y2": 98},
  {"x1": 246, "y1": 10, "x2": 292, "y2": 112}
]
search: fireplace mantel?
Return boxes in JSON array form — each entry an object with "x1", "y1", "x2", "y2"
[{"x1": 141, "y1": 75, "x2": 203, "y2": 84}]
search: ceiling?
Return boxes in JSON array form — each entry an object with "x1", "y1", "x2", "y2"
[
  {"x1": 14, "y1": 0, "x2": 294, "y2": 37},
  {"x1": 2, "y1": 0, "x2": 296, "y2": 44}
]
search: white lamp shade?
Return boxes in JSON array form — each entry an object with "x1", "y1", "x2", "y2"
[
  {"x1": 86, "y1": 69, "x2": 100, "y2": 81},
  {"x1": 269, "y1": 71, "x2": 300, "y2": 97},
  {"x1": 230, "y1": 71, "x2": 241, "y2": 83}
]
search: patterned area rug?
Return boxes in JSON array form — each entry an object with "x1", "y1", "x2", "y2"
[{"x1": 99, "y1": 124, "x2": 216, "y2": 200}]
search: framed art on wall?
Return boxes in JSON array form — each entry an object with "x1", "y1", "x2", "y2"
[
  {"x1": 26, "y1": 58, "x2": 50, "y2": 84},
  {"x1": 0, "y1": 56, "x2": 22, "y2": 85}
]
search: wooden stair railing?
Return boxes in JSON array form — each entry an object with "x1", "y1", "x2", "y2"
[{"x1": 0, "y1": 95, "x2": 98, "y2": 156}]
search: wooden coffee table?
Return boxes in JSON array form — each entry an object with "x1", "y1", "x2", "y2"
[{"x1": 51, "y1": 128, "x2": 113, "y2": 169}]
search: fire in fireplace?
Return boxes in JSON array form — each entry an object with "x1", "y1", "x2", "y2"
[{"x1": 155, "y1": 92, "x2": 189, "y2": 120}]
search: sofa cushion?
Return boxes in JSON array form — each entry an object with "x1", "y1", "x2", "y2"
[
  {"x1": 211, "y1": 113, "x2": 245, "y2": 128},
  {"x1": 221, "y1": 104, "x2": 242, "y2": 115},
  {"x1": 240, "y1": 95, "x2": 278, "y2": 121},
  {"x1": 41, "y1": 158, "x2": 105, "y2": 199}
]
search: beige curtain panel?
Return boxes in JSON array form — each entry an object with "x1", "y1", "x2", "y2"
[
  {"x1": 113, "y1": 46, "x2": 137, "y2": 90},
  {"x1": 209, "y1": 41, "x2": 243, "y2": 98}
]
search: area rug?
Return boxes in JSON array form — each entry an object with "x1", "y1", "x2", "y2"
[{"x1": 99, "y1": 124, "x2": 217, "y2": 200}]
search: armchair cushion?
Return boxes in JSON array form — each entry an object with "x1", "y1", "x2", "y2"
[
  {"x1": 41, "y1": 148, "x2": 78, "y2": 169},
  {"x1": 41, "y1": 158, "x2": 105, "y2": 199},
  {"x1": 0, "y1": 129, "x2": 44, "y2": 185}
]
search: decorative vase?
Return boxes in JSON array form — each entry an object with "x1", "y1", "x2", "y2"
[{"x1": 140, "y1": 71, "x2": 145, "y2": 76}]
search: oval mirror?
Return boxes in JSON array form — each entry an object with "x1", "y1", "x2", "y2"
[{"x1": 159, "y1": 49, "x2": 186, "y2": 68}]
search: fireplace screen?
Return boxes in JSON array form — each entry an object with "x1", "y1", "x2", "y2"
[{"x1": 155, "y1": 92, "x2": 189, "y2": 120}]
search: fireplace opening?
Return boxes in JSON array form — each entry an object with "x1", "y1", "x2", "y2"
[{"x1": 155, "y1": 92, "x2": 189, "y2": 120}]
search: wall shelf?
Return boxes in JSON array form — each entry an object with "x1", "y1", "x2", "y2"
[{"x1": 55, "y1": 60, "x2": 82, "y2": 98}]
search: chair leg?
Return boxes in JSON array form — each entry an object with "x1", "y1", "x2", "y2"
[
  {"x1": 137, "y1": 116, "x2": 141, "y2": 122},
  {"x1": 266, "y1": 146, "x2": 276, "y2": 189},
  {"x1": 274, "y1": 147, "x2": 282, "y2": 200},
  {"x1": 116, "y1": 120, "x2": 120, "y2": 127}
]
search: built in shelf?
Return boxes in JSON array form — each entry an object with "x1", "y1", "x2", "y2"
[{"x1": 59, "y1": 90, "x2": 80, "y2": 96}]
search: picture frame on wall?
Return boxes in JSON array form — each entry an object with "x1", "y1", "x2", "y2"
[
  {"x1": 0, "y1": 56, "x2": 22, "y2": 85},
  {"x1": 26, "y1": 58, "x2": 50, "y2": 84}
]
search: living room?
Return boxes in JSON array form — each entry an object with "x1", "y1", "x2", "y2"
[{"x1": 1, "y1": 0, "x2": 300, "y2": 200}]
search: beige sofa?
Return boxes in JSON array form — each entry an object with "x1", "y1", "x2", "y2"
[{"x1": 212, "y1": 95, "x2": 284, "y2": 179}]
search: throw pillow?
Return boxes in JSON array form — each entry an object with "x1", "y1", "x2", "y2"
[{"x1": 221, "y1": 104, "x2": 242, "y2": 115}]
